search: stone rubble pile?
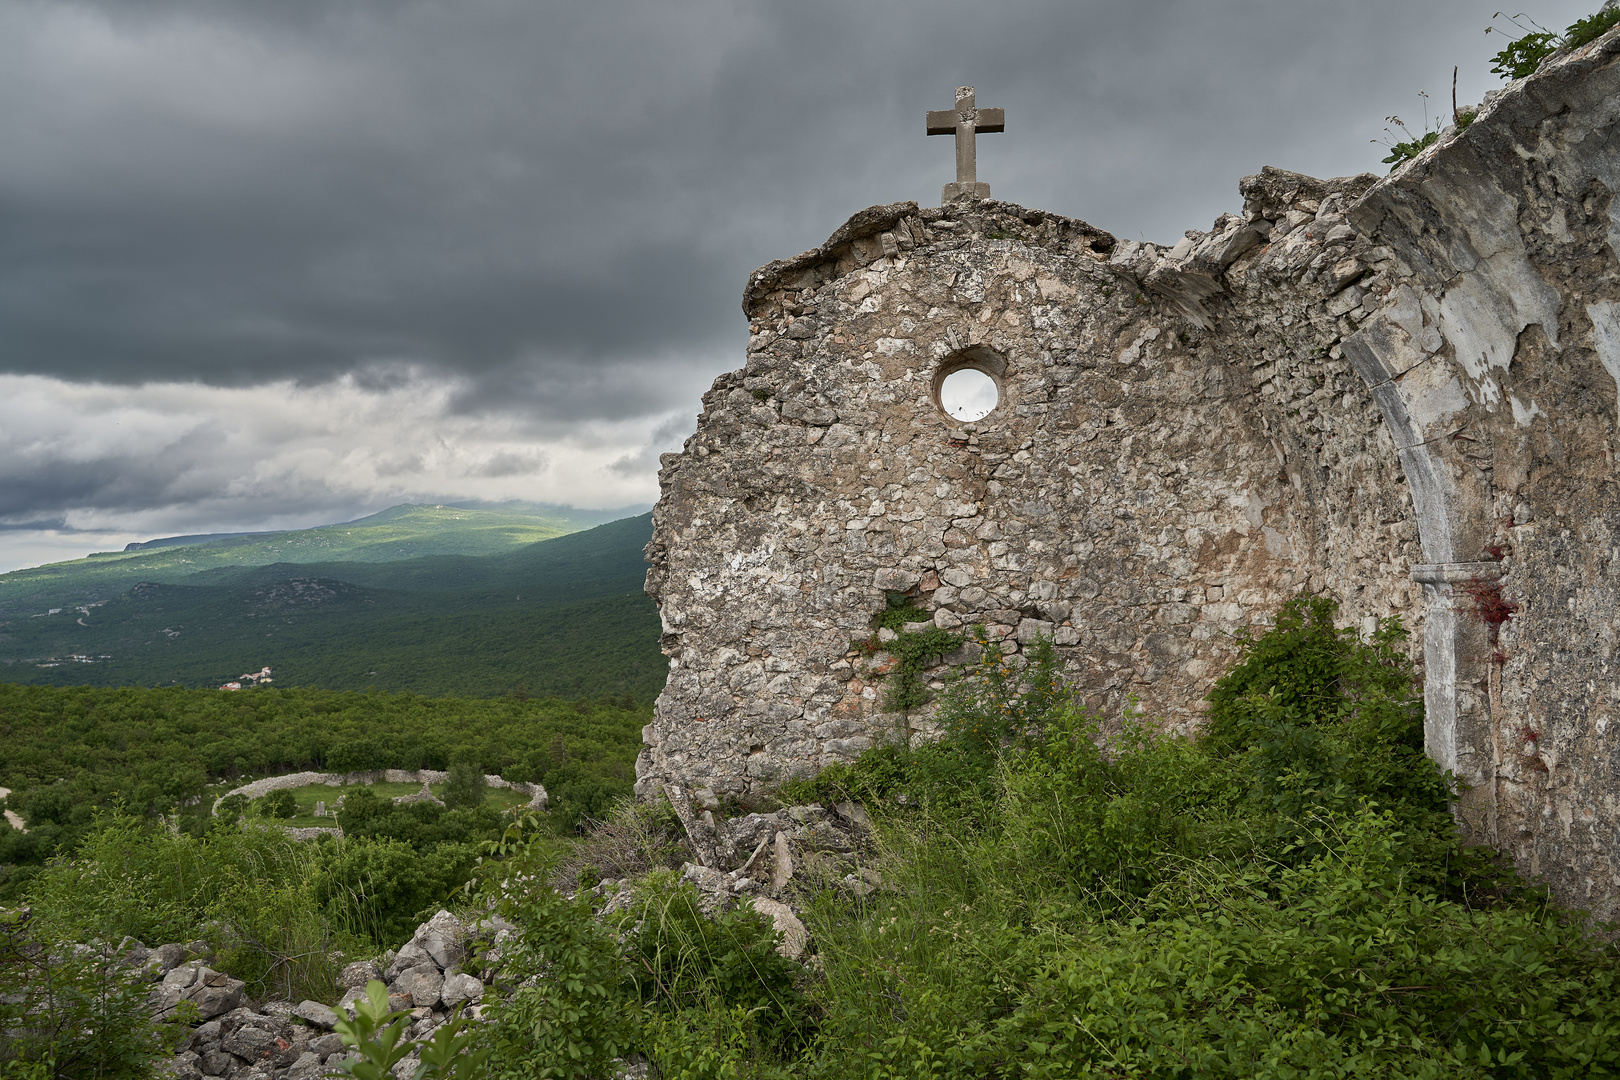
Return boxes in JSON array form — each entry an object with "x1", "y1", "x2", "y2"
[
  {"x1": 140, "y1": 908, "x2": 491, "y2": 1080},
  {"x1": 139, "y1": 800, "x2": 864, "y2": 1078},
  {"x1": 604, "y1": 791, "x2": 877, "y2": 961}
]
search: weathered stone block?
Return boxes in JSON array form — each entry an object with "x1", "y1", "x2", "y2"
[
  {"x1": 411, "y1": 910, "x2": 466, "y2": 970},
  {"x1": 391, "y1": 966, "x2": 444, "y2": 1010},
  {"x1": 338, "y1": 960, "x2": 382, "y2": 989},
  {"x1": 441, "y1": 972, "x2": 484, "y2": 1009},
  {"x1": 293, "y1": 1000, "x2": 338, "y2": 1029}
]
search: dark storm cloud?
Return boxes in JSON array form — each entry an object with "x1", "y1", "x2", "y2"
[
  {"x1": 0, "y1": 0, "x2": 1605, "y2": 567},
  {"x1": 8, "y1": 0, "x2": 1582, "y2": 396}
]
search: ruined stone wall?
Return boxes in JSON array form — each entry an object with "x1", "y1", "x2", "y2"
[
  {"x1": 641, "y1": 27, "x2": 1620, "y2": 914},
  {"x1": 1342, "y1": 31, "x2": 1620, "y2": 915},
  {"x1": 638, "y1": 182, "x2": 1419, "y2": 790}
]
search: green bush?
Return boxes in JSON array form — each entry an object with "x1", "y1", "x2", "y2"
[
  {"x1": 444, "y1": 760, "x2": 489, "y2": 811},
  {"x1": 0, "y1": 907, "x2": 182, "y2": 1079},
  {"x1": 1202, "y1": 596, "x2": 1455, "y2": 870},
  {"x1": 551, "y1": 796, "x2": 687, "y2": 891},
  {"x1": 468, "y1": 814, "x2": 635, "y2": 1080},
  {"x1": 329, "y1": 981, "x2": 489, "y2": 1080},
  {"x1": 780, "y1": 597, "x2": 1620, "y2": 1077},
  {"x1": 258, "y1": 789, "x2": 297, "y2": 819},
  {"x1": 336, "y1": 788, "x2": 504, "y2": 854},
  {"x1": 782, "y1": 632, "x2": 1069, "y2": 823},
  {"x1": 313, "y1": 836, "x2": 476, "y2": 950},
  {"x1": 644, "y1": 1004, "x2": 797, "y2": 1080},
  {"x1": 616, "y1": 875, "x2": 808, "y2": 1053},
  {"x1": 19, "y1": 813, "x2": 407, "y2": 1001}
]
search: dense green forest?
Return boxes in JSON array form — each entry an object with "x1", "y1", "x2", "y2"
[
  {"x1": 12, "y1": 598, "x2": 1620, "y2": 1079},
  {"x1": 0, "y1": 682, "x2": 649, "y2": 901},
  {"x1": 0, "y1": 514, "x2": 663, "y2": 699}
]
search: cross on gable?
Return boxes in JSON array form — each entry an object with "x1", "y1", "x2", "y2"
[{"x1": 926, "y1": 86, "x2": 1004, "y2": 203}]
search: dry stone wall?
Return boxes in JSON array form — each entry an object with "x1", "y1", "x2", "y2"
[{"x1": 643, "y1": 26, "x2": 1620, "y2": 915}]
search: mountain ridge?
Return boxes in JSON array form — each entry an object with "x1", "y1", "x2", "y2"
[
  {"x1": 0, "y1": 501, "x2": 649, "y2": 617},
  {"x1": 0, "y1": 513, "x2": 661, "y2": 699}
]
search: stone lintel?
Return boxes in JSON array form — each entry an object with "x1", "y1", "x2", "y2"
[{"x1": 1409, "y1": 561, "x2": 1505, "y2": 585}]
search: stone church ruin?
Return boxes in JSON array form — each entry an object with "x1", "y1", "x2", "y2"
[{"x1": 641, "y1": 36, "x2": 1620, "y2": 918}]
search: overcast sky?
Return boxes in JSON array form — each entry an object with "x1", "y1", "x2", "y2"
[{"x1": 0, "y1": 0, "x2": 1601, "y2": 571}]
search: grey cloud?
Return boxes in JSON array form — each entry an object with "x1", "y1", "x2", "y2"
[
  {"x1": 5, "y1": 0, "x2": 1551, "y2": 392},
  {"x1": 471, "y1": 450, "x2": 546, "y2": 478},
  {"x1": 0, "y1": 447, "x2": 327, "y2": 525},
  {"x1": 0, "y1": 0, "x2": 1604, "y2": 548},
  {"x1": 0, "y1": 518, "x2": 71, "y2": 532},
  {"x1": 372, "y1": 453, "x2": 427, "y2": 478},
  {"x1": 609, "y1": 413, "x2": 697, "y2": 478}
]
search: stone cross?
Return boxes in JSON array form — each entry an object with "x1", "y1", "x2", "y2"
[{"x1": 926, "y1": 86, "x2": 1004, "y2": 203}]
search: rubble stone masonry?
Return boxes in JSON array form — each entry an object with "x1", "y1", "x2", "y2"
[{"x1": 641, "y1": 28, "x2": 1620, "y2": 916}]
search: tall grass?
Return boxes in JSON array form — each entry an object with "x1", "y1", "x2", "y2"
[
  {"x1": 22, "y1": 813, "x2": 459, "y2": 1003},
  {"x1": 785, "y1": 602, "x2": 1620, "y2": 1078}
]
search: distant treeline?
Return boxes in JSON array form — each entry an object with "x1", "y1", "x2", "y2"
[{"x1": 0, "y1": 683, "x2": 649, "y2": 900}]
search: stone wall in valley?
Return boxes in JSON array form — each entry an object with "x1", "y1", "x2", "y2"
[{"x1": 641, "y1": 27, "x2": 1620, "y2": 916}]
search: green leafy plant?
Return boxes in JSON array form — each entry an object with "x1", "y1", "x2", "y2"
[
  {"x1": 443, "y1": 760, "x2": 490, "y2": 812},
  {"x1": 880, "y1": 625, "x2": 964, "y2": 712},
  {"x1": 0, "y1": 907, "x2": 181, "y2": 1079},
  {"x1": 1487, "y1": 13, "x2": 1557, "y2": 79},
  {"x1": 864, "y1": 590, "x2": 929, "y2": 633},
  {"x1": 1565, "y1": 5, "x2": 1620, "y2": 47},
  {"x1": 1375, "y1": 92, "x2": 1441, "y2": 170},
  {"x1": 645, "y1": 1004, "x2": 797, "y2": 1080},
  {"x1": 313, "y1": 834, "x2": 478, "y2": 948},
  {"x1": 330, "y1": 980, "x2": 489, "y2": 1080},
  {"x1": 467, "y1": 812, "x2": 636, "y2": 1079},
  {"x1": 1486, "y1": 6, "x2": 1620, "y2": 81},
  {"x1": 616, "y1": 875, "x2": 808, "y2": 1053},
  {"x1": 935, "y1": 631, "x2": 1067, "y2": 754}
]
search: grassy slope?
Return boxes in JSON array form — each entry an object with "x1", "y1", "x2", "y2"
[
  {"x1": 0, "y1": 503, "x2": 642, "y2": 616},
  {"x1": 0, "y1": 515, "x2": 664, "y2": 701}
]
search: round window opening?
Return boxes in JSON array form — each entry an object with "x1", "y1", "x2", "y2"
[
  {"x1": 939, "y1": 368, "x2": 999, "y2": 421},
  {"x1": 932, "y1": 347, "x2": 1007, "y2": 423}
]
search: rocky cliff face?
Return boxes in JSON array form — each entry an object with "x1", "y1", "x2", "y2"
[{"x1": 643, "y1": 27, "x2": 1620, "y2": 915}]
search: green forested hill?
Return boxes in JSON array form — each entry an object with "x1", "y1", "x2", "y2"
[
  {"x1": 0, "y1": 514, "x2": 663, "y2": 700},
  {"x1": 0, "y1": 502, "x2": 644, "y2": 617}
]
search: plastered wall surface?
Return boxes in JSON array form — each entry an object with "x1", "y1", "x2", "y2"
[{"x1": 643, "y1": 29, "x2": 1620, "y2": 914}]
